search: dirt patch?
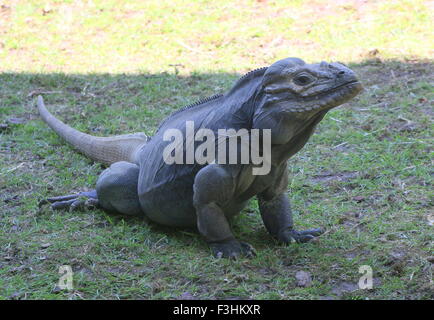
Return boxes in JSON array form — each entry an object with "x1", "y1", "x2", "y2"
[
  {"x1": 331, "y1": 281, "x2": 360, "y2": 296},
  {"x1": 310, "y1": 171, "x2": 359, "y2": 184},
  {"x1": 353, "y1": 60, "x2": 434, "y2": 87}
]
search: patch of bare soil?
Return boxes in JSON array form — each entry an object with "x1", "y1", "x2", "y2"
[
  {"x1": 353, "y1": 59, "x2": 434, "y2": 87},
  {"x1": 310, "y1": 171, "x2": 359, "y2": 184}
]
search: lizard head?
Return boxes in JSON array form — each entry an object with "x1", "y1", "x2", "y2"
[{"x1": 260, "y1": 57, "x2": 363, "y2": 115}]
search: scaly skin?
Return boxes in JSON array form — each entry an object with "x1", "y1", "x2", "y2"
[{"x1": 38, "y1": 57, "x2": 363, "y2": 259}]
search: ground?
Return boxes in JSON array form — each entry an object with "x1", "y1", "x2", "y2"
[{"x1": 0, "y1": 0, "x2": 433, "y2": 299}]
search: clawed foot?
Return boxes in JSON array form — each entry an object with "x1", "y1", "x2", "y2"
[
  {"x1": 278, "y1": 228, "x2": 324, "y2": 244},
  {"x1": 39, "y1": 190, "x2": 99, "y2": 211},
  {"x1": 210, "y1": 239, "x2": 256, "y2": 259}
]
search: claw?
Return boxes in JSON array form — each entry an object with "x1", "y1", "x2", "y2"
[
  {"x1": 240, "y1": 242, "x2": 257, "y2": 257},
  {"x1": 51, "y1": 199, "x2": 77, "y2": 210},
  {"x1": 84, "y1": 198, "x2": 99, "y2": 208},
  {"x1": 298, "y1": 228, "x2": 324, "y2": 237},
  {"x1": 279, "y1": 227, "x2": 325, "y2": 244},
  {"x1": 295, "y1": 234, "x2": 315, "y2": 243},
  {"x1": 229, "y1": 252, "x2": 238, "y2": 260},
  {"x1": 210, "y1": 240, "x2": 256, "y2": 259},
  {"x1": 70, "y1": 199, "x2": 85, "y2": 211},
  {"x1": 40, "y1": 190, "x2": 99, "y2": 211},
  {"x1": 47, "y1": 194, "x2": 80, "y2": 203}
]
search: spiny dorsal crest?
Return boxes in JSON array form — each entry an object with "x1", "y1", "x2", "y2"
[
  {"x1": 234, "y1": 66, "x2": 268, "y2": 86},
  {"x1": 156, "y1": 94, "x2": 223, "y2": 132},
  {"x1": 155, "y1": 67, "x2": 268, "y2": 133}
]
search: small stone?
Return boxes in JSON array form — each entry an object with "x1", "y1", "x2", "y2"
[
  {"x1": 40, "y1": 243, "x2": 51, "y2": 249},
  {"x1": 295, "y1": 270, "x2": 312, "y2": 287}
]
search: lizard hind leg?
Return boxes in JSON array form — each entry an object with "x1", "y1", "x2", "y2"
[
  {"x1": 40, "y1": 190, "x2": 99, "y2": 211},
  {"x1": 41, "y1": 161, "x2": 142, "y2": 216},
  {"x1": 95, "y1": 161, "x2": 142, "y2": 216}
]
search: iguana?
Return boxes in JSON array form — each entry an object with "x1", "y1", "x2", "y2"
[{"x1": 37, "y1": 57, "x2": 362, "y2": 258}]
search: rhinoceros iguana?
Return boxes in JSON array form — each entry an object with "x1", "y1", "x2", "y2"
[{"x1": 37, "y1": 57, "x2": 363, "y2": 258}]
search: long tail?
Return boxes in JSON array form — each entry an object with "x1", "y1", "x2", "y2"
[{"x1": 37, "y1": 96, "x2": 148, "y2": 165}]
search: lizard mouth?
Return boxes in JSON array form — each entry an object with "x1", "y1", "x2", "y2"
[
  {"x1": 306, "y1": 80, "x2": 363, "y2": 111},
  {"x1": 325, "y1": 80, "x2": 363, "y2": 104},
  {"x1": 329, "y1": 80, "x2": 363, "y2": 94},
  {"x1": 285, "y1": 80, "x2": 363, "y2": 113}
]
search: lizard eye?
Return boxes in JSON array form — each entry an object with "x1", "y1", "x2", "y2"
[{"x1": 293, "y1": 74, "x2": 313, "y2": 86}]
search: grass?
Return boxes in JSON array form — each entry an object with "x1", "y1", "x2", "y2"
[{"x1": 0, "y1": 0, "x2": 433, "y2": 299}]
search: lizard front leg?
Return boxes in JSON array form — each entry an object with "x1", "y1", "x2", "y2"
[
  {"x1": 193, "y1": 164, "x2": 256, "y2": 259},
  {"x1": 258, "y1": 193, "x2": 323, "y2": 244},
  {"x1": 257, "y1": 163, "x2": 323, "y2": 244}
]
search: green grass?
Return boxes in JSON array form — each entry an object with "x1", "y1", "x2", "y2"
[{"x1": 0, "y1": 0, "x2": 433, "y2": 299}]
